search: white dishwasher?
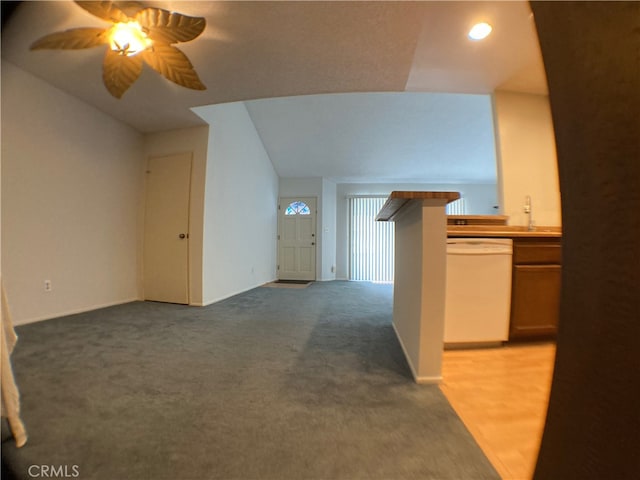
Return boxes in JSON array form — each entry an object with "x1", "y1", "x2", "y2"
[{"x1": 444, "y1": 238, "x2": 513, "y2": 345}]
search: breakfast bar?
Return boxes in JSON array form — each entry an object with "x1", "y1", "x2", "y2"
[{"x1": 377, "y1": 191, "x2": 460, "y2": 383}]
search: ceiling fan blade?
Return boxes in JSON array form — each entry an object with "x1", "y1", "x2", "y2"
[
  {"x1": 112, "y1": 1, "x2": 145, "y2": 19},
  {"x1": 136, "y1": 8, "x2": 206, "y2": 44},
  {"x1": 142, "y1": 45, "x2": 206, "y2": 91},
  {"x1": 30, "y1": 28, "x2": 109, "y2": 50},
  {"x1": 103, "y1": 48, "x2": 143, "y2": 98}
]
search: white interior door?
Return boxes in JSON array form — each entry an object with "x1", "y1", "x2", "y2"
[
  {"x1": 144, "y1": 152, "x2": 192, "y2": 304},
  {"x1": 278, "y1": 197, "x2": 317, "y2": 281}
]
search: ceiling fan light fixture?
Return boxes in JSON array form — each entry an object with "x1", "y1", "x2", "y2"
[
  {"x1": 30, "y1": 1, "x2": 207, "y2": 98},
  {"x1": 109, "y1": 22, "x2": 152, "y2": 56},
  {"x1": 468, "y1": 22, "x2": 492, "y2": 41}
]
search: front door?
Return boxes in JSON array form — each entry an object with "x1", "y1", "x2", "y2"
[
  {"x1": 278, "y1": 197, "x2": 317, "y2": 281},
  {"x1": 143, "y1": 152, "x2": 192, "y2": 304}
]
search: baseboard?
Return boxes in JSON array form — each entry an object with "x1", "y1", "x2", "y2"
[
  {"x1": 444, "y1": 341, "x2": 504, "y2": 350},
  {"x1": 415, "y1": 375, "x2": 443, "y2": 384},
  {"x1": 200, "y1": 279, "x2": 277, "y2": 307},
  {"x1": 12, "y1": 297, "x2": 141, "y2": 326},
  {"x1": 392, "y1": 322, "x2": 443, "y2": 385},
  {"x1": 391, "y1": 321, "x2": 420, "y2": 382}
]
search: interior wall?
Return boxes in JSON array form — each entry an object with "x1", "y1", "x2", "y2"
[
  {"x1": 1, "y1": 62, "x2": 143, "y2": 325},
  {"x1": 193, "y1": 102, "x2": 278, "y2": 304},
  {"x1": 279, "y1": 178, "x2": 323, "y2": 198},
  {"x1": 321, "y1": 178, "x2": 337, "y2": 281},
  {"x1": 143, "y1": 126, "x2": 209, "y2": 305},
  {"x1": 335, "y1": 182, "x2": 497, "y2": 280},
  {"x1": 493, "y1": 91, "x2": 562, "y2": 227},
  {"x1": 391, "y1": 201, "x2": 423, "y2": 377}
]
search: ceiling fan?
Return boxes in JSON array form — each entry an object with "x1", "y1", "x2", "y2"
[{"x1": 30, "y1": 1, "x2": 207, "y2": 98}]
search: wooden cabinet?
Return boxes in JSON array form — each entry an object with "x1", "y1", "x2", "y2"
[{"x1": 509, "y1": 238, "x2": 562, "y2": 340}]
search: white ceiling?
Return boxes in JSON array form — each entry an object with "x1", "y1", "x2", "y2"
[
  {"x1": 241, "y1": 92, "x2": 497, "y2": 183},
  {"x1": 1, "y1": 1, "x2": 547, "y2": 184}
]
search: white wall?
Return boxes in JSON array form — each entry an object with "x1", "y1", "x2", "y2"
[
  {"x1": 321, "y1": 178, "x2": 337, "y2": 281},
  {"x1": 193, "y1": 102, "x2": 279, "y2": 304},
  {"x1": 335, "y1": 182, "x2": 497, "y2": 279},
  {"x1": 1, "y1": 62, "x2": 143, "y2": 324},
  {"x1": 493, "y1": 91, "x2": 562, "y2": 227},
  {"x1": 279, "y1": 178, "x2": 323, "y2": 199},
  {"x1": 143, "y1": 126, "x2": 209, "y2": 305},
  {"x1": 391, "y1": 199, "x2": 448, "y2": 383}
]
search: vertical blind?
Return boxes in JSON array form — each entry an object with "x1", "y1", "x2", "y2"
[
  {"x1": 349, "y1": 196, "x2": 395, "y2": 283},
  {"x1": 446, "y1": 197, "x2": 467, "y2": 215}
]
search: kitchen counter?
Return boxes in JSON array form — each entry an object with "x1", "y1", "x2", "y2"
[
  {"x1": 446, "y1": 217, "x2": 563, "y2": 343},
  {"x1": 377, "y1": 191, "x2": 460, "y2": 383},
  {"x1": 376, "y1": 191, "x2": 460, "y2": 221},
  {"x1": 447, "y1": 225, "x2": 562, "y2": 238}
]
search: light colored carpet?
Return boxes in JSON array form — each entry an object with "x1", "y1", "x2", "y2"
[{"x1": 2, "y1": 281, "x2": 498, "y2": 480}]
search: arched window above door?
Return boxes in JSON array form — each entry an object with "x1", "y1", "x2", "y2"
[{"x1": 285, "y1": 201, "x2": 311, "y2": 216}]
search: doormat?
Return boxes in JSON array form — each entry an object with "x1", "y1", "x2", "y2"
[{"x1": 262, "y1": 280, "x2": 312, "y2": 289}]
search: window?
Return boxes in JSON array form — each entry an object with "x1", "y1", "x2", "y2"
[
  {"x1": 285, "y1": 201, "x2": 311, "y2": 215},
  {"x1": 349, "y1": 196, "x2": 394, "y2": 283},
  {"x1": 446, "y1": 197, "x2": 467, "y2": 215}
]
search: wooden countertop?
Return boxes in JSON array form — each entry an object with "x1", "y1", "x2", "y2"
[
  {"x1": 376, "y1": 191, "x2": 460, "y2": 221},
  {"x1": 447, "y1": 225, "x2": 562, "y2": 238},
  {"x1": 448, "y1": 215, "x2": 509, "y2": 226}
]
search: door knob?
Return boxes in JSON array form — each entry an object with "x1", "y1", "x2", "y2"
[
  {"x1": 179, "y1": 233, "x2": 186, "y2": 239},
  {"x1": 311, "y1": 242, "x2": 315, "y2": 245}
]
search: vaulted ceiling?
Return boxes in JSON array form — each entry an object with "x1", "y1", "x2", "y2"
[{"x1": 1, "y1": 1, "x2": 547, "y2": 183}]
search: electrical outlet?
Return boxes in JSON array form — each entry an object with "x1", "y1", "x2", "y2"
[{"x1": 44, "y1": 280, "x2": 52, "y2": 292}]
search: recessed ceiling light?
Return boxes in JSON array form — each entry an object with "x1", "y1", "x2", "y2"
[{"x1": 468, "y1": 22, "x2": 493, "y2": 41}]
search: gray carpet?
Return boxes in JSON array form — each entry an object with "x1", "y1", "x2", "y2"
[{"x1": 1, "y1": 281, "x2": 499, "y2": 480}]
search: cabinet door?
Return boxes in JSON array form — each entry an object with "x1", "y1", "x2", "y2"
[{"x1": 510, "y1": 265, "x2": 561, "y2": 339}]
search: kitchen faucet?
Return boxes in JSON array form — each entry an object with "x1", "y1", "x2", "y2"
[{"x1": 524, "y1": 195, "x2": 535, "y2": 231}]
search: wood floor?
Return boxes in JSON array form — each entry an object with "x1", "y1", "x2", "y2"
[{"x1": 440, "y1": 342, "x2": 556, "y2": 480}]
